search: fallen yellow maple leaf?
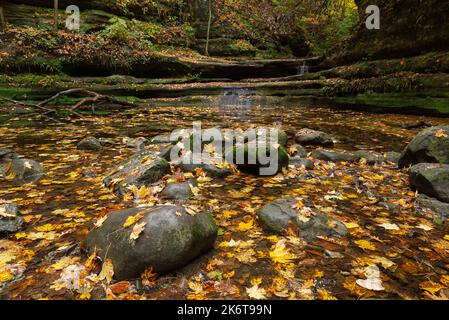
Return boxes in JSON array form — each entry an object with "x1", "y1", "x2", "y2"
[
  {"x1": 420, "y1": 281, "x2": 446, "y2": 294},
  {"x1": 130, "y1": 221, "x2": 146, "y2": 241},
  {"x1": 355, "y1": 239, "x2": 377, "y2": 251},
  {"x1": 237, "y1": 219, "x2": 254, "y2": 232},
  {"x1": 123, "y1": 212, "x2": 145, "y2": 228},
  {"x1": 435, "y1": 129, "x2": 448, "y2": 138},
  {"x1": 269, "y1": 240, "x2": 296, "y2": 264},
  {"x1": 98, "y1": 259, "x2": 114, "y2": 284},
  {"x1": 246, "y1": 284, "x2": 267, "y2": 300}
]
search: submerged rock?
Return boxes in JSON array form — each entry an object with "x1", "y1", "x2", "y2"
[
  {"x1": 409, "y1": 163, "x2": 449, "y2": 203},
  {"x1": 415, "y1": 194, "x2": 449, "y2": 220},
  {"x1": 399, "y1": 126, "x2": 449, "y2": 168},
  {"x1": 10, "y1": 158, "x2": 45, "y2": 184},
  {"x1": 257, "y1": 197, "x2": 348, "y2": 242},
  {"x1": 85, "y1": 205, "x2": 217, "y2": 280},
  {"x1": 77, "y1": 136, "x2": 103, "y2": 151},
  {"x1": 294, "y1": 128, "x2": 334, "y2": 147},
  {"x1": 0, "y1": 203, "x2": 24, "y2": 235},
  {"x1": 104, "y1": 153, "x2": 171, "y2": 196},
  {"x1": 312, "y1": 149, "x2": 354, "y2": 162}
]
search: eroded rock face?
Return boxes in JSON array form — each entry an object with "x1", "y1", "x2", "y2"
[
  {"x1": 85, "y1": 205, "x2": 218, "y2": 280},
  {"x1": 103, "y1": 153, "x2": 171, "y2": 196},
  {"x1": 295, "y1": 128, "x2": 334, "y2": 147},
  {"x1": 399, "y1": 126, "x2": 449, "y2": 168},
  {"x1": 257, "y1": 197, "x2": 348, "y2": 242},
  {"x1": 340, "y1": 0, "x2": 449, "y2": 63},
  {"x1": 409, "y1": 163, "x2": 449, "y2": 203}
]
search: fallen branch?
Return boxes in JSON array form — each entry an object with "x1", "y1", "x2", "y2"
[{"x1": 0, "y1": 88, "x2": 140, "y2": 122}]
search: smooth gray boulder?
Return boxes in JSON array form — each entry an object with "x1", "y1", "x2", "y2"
[
  {"x1": 399, "y1": 126, "x2": 449, "y2": 168},
  {"x1": 312, "y1": 149, "x2": 354, "y2": 162},
  {"x1": 415, "y1": 194, "x2": 449, "y2": 220},
  {"x1": 0, "y1": 204, "x2": 24, "y2": 235},
  {"x1": 85, "y1": 205, "x2": 217, "y2": 280},
  {"x1": 409, "y1": 163, "x2": 449, "y2": 203},
  {"x1": 295, "y1": 128, "x2": 334, "y2": 147},
  {"x1": 257, "y1": 197, "x2": 348, "y2": 242},
  {"x1": 104, "y1": 153, "x2": 171, "y2": 196}
]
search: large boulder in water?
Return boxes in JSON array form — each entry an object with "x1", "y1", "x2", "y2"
[
  {"x1": 103, "y1": 152, "x2": 171, "y2": 196},
  {"x1": 84, "y1": 205, "x2": 218, "y2": 280},
  {"x1": 257, "y1": 197, "x2": 348, "y2": 242},
  {"x1": 409, "y1": 163, "x2": 449, "y2": 203},
  {"x1": 399, "y1": 126, "x2": 449, "y2": 168}
]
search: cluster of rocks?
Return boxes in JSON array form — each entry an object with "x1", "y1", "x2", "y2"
[
  {"x1": 398, "y1": 126, "x2": 449, "y2": 220},
  {"x1": 87, "y1": 127, "x2": 351, "y2": 280},
  {"x1": 87, "y1": 125, "x2": 432, "y2": 281}
]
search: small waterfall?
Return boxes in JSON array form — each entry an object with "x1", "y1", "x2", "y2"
[{"x1": 297, "y1": 61, "x2": 309, "y2": 76}]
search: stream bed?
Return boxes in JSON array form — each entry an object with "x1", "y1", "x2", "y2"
[{"x1": 1, "y1": 93, "x2": 449, "y2": 300}]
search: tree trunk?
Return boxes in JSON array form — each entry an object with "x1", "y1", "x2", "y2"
[
  {"x1": 53, "y1": 0, "x2": 58, "y2": 32},
  {"x1": 205, "y1": 0, "x2": 212, "y2": 56},
  {"x1": 0, "y1": 4, "x2": 5, "y2": 29}
]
